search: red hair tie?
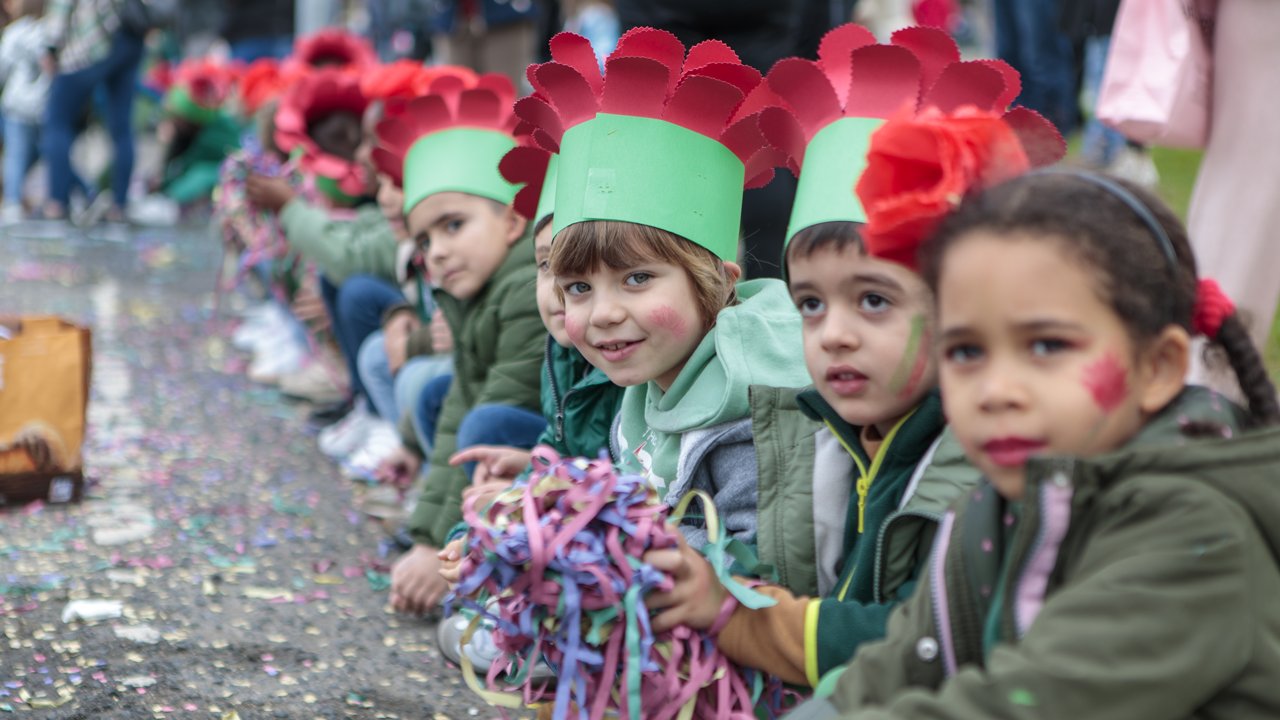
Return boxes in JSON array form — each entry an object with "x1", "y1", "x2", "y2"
[{"x1": 1192, "y1": 278, "x2": 1235, "y2": 338}]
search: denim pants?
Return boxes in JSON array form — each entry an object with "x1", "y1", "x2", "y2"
[
  {"x1": 319, "y1": 274, "x2": 404, "y2": 409},
  {"x1": 992, "y1": 0, "x2": 1076, "y2": 134},
  {"x1": 356, "y1": 329, "x2": 453, "y2": 425},
  {"x1": 1080, "y1": 35, "x2": 1127, "y2": 167},
  {"x1": 43, "y1": 30, "x2": 144, "y2": 208},
  {"x1": 2, "y1": 117, "x2": 38, "y2": 206},
  {"x1": 413, "y1": 373, "x2": 548, "y2": 478}
]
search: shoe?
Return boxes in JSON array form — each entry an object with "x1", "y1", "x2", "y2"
[
  {"x1": 317, "y1": 401, "x2": 376, "y2": 458},
  {"x1": 280, "y1": 361, "x2": 349, "y2": 405},
  {"x1": 341, "y1": 421, "x2": 402, "y2": 481},
  {"x1": 127, "y1": 195, "x2": 180, "y2": 227},
  {"x1": 1, "y1": 204, "x2": 23, "y2": 226},
  {"x1": 231, "y1": 305, "x2": 290, "y2": 352},
  {"x1": 436, "y1": 612, "x2": 554, "y2": 680},
  {"x1": 1107, "y1": 146, "x2": 1160, "y2": 189},
  {"x1": 247, "y1": 335, "x2": 307, "y2": 384},
  {"x1": 357, "y1": 483, "x2": 406, "y2": 520},
  {"x1": 308, "y1": 397, "x2": 354, "y2": 427}
]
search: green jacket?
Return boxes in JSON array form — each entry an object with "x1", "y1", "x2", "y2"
[
  {"x1": 824, "y1": 387, "x2": 1280, "y2": 719},
  {"x1": 751, "y1": 387, "x2": 980, "y2": 684},
  {"x1": 162, "y1": 113, "x2": 243, "y2": 204},
  {"x1": 534, "y1": 336, "x2": 625, "y2": 460},
  {"x1": 406, "y1": 237, "x2": 545, "y2": 548},
  {"x1": 279, "y1": 199, "x2": 399, "y2": 285}
]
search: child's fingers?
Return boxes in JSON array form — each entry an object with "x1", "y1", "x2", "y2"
[
  {"x1": 643, "y1": 548, "x2": 685, "y2": 574},
  {"x1": 449, "y1": 445, "x2": 501, "y2": 466}
]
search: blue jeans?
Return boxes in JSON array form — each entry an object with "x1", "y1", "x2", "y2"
[
  {"x1": 413, "y1": 373, "x2": 548, "y2": 479},
  {"x1": 1080, "y1": 35, "x2": 1127, "y2": 168},
  {"x1": 992, "y1": 0, "x2": 1076, "y2": 134},
  {"x1": 43, "y1": 30, "x2": 144, "y2": 208},
  {"x1": 5, "y1": 117, "x2": 91, "y2": 207},
  {"x1": 320, "y1": 274, "x2": 404, "y2": 409},
  {"x1": 394, "y1": 355, "x2": 454, "y2": 451},
  {"x1": 356, "y1": 329, "x2": 453, "y2": 423}
]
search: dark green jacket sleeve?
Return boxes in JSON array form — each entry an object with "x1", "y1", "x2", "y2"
[
  {"x1": 815, "y1": 577, "x2": 918, "y2": 680},
  {"x1": 279, "y1": 201, "x2": 399, "y2": 284}
]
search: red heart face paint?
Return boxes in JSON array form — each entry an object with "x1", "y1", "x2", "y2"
[
  {"x1": 1082, "y1": 351, "x2": 1129, "y2": 413},
  {"x1": 648, "y1": 305, "x2": 689, "y2": 339}
]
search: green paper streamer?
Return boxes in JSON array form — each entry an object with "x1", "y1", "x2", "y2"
[
  {"x1": 553, "y1": 114, "x2": 744, "y2": 262},
  {"x1": 402, "y1": 127, "x2": 519, "y2": 214},
  {"x1": 315, "y1": 175, "x2": 358, "y2": 206},
  {"x1": 165, "y1": 86, "x2": 220, "y2": 125},
  {"x1": 784, "y1": 116, "x2": 885, "y2": 243},
  {"x1": 535, "y1": 154, "x2": 559, "y2": 229}
]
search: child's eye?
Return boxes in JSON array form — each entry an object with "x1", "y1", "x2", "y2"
[
  {"x1": 859, "y1": 292, "x2": 891, "y2": 313},
  {"x1": 563, "y1": 281, "x2": 591, "y2": 296},
  {"x1": 1029, "y1": 338, "x2": 1070, "y2": 357},
  {"x1": 445, "y1": 219, "x2": 464, "y2": 234},
  {"x1": 537, "y1": 260, "x2": 551, "y2": 273},
  {"x1": 944, "y1": 344, "x2": 984, "y2": 365},
  {"x1": 795, "y1": 297, "x2": 825, "y2": 317},
  {"x1": 624, "y1": 272, "x2": 652, "y2": 286}
]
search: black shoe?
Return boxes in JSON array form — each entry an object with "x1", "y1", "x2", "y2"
[{"x1": 308, "y1": 397, "x2": 353, "y2": 427}]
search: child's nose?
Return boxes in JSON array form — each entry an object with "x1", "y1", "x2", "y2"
[
  {"x1": 589, "y1": 292, "x2": 626, "y2": 327},
  {"x1": 818, "y1": 309, "x2": 859, "y2": 352},
  {"x1": 976, "y1": 359, "x2": 1027, "y2": 412}
]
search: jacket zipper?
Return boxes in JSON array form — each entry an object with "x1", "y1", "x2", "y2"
[
  {"x1": 930, "y1": 510, "x2": 959, "y2": 677},
  {"x1": 542, "y1": 339, "x2": 566, "y2": 442},
  {"x1": 872, "y1": 508, "x2": 942, "y2": 602}
]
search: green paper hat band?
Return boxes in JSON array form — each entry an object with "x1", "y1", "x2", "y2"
[
  {"x1": 165, "y1": 86, "x2": 220, "y2": 125},
  {"x1": 784, "y1": 116, "x2": 886, "y2": 243},
  {"x1": 553, "y1": 114, "x2": 744, "y2": 262},
  {"x1": 534, "y1": 154, "x2": 559, "y2": 230},
  {"x1": 316, "y1": 175, "x2": 358, "y2": 205},
  {"x1": 402, "y1": 128, "x2": 519, "y2": 215}
]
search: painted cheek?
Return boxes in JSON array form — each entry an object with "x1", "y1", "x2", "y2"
[
  {"x1": 564, "y1": 314, "x2": 586, "y2": 344},
  {"x1": 1082, "y1": 351, "x2": 1129, "y2": 413},
  {"x1": 889, "y1": 315, "x2": 930, "y2": 399},
  {"x1": 648, "y1": 305, "x2": 688, "y2": 339}
]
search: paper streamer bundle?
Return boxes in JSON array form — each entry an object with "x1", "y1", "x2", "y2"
[{"x1": 449, "y1": 449, "x2": 786, "y2": 720}]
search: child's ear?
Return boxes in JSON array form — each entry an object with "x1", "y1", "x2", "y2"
[
  {"x1": 722, "y1": 261, "x2": 742, "y2": 284},
  {"x1": 1137, "y1": 324, "x2": 1191, "y2": 415},
  {"x1": 503, "y1": 205, "x2": 528, "y2": 247}
]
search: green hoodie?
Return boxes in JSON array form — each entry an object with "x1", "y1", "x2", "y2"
[
  {"x1": 536, "y1": 336, "x2": 625, "y2": 460},
  {"x1": 279, "y1": 200, "x2": 399, "y2": 284},
  {"x1": 162, "y1": 113, "x2": 243, "y2": 204},
  {"x1": 818, "y1": 386, "x2": 1280, "y2": 720},
  {"x1": 614, "y1": 278, "x2": 813, "y2": 495}
]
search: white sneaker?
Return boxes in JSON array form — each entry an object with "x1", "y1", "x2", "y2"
[
  {"x1": 436, "y1": 612, "x2": 553, "y2": 679},
  {"x1": 231, "y1": 305, "x2": 291, "y2": 352},
  {"x1": 341, "y1": 421, "x2": 402, "y2": 481},
  {"x1": 318, "y1": 401, "x2": 376, "y2": 458},
  {"x1": 247, "y1": 335, "x2": 307, "y2": 384},
  {"x1": 1107, "y1": 146, "x2": 1160, "y2": 189},
  {"x1": 1, "y1": 204, "x2": 24, "y2": 226},
  {"x1": 127, "y1": 195, "x2": 180, "y2": 227},
  {"x1": 280, "y1": 361, "x2": 349, "y2": 404}
]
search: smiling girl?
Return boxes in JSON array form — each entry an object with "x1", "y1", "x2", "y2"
[{"x1": 804, "y1": 118, "x2": 1280, "y2": 717}]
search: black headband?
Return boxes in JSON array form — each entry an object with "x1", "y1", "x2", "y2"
[{"x1": 1028, "y1": 168, "x2": 1178, "y2": 266}]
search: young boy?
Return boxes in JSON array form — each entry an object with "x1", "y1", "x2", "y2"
[
  {"x1": 375, "y1": 75, "x2": 548, "y2": 615},
  {"x1": 156, "y1": 62, "x2": 243, "y2": 206},
  {"x1": 645, "y1": 25, "x2": 983, "y2": 689}
]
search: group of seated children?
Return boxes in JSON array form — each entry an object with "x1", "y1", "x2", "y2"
[{"x1": 214, "y1": 22, "x2": 1280, "y2": 719}]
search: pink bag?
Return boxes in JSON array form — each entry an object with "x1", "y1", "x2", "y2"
[{"x1": 1097, "y1": 0, "x2": 1215, "y2": 149}]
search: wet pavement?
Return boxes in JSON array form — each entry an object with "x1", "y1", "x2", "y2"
[{"x1": 0, "y1": 221, "x2": 487, "y2": 718}]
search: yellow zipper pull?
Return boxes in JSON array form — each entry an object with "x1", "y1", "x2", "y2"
[{"x1": 856, "y1": 475, "x2": 871, "y2": 533}]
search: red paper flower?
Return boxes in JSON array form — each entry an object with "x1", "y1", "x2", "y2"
[
  {"x1": 239, "y1": 59, "x2": 287, "y2": 116},
  {"x1": 274, "y1": 69, "x2": 372, "y2": 196},
  {"x1": 289, "y1": 29, "x2": 377, "y2": 73},
  {"x1": 173, "y1": 58, "x2": 239, "y2": 107},
  {"x1": 856, "y1": 107, "x2": 1035, "y2": 267}
]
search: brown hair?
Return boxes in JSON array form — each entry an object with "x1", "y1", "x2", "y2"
[
  {"x1": 784, "y1": 221, "x2": 865, "y2": 276},
  {"x1": 921, "y1": 172, "x2": 1280, "y2": 427},
  {"x1": 550, "y1": 220, "x2": 737, "y2": 327}
]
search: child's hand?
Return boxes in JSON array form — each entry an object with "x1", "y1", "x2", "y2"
[
  {"x1": 246, "y1": 173, "x2": 296, "y2": 213},
  {"x1": 383, "y1": 312, "x2": 420, "y2": 374},
  {"x1": 438, "y1": 538, "x2": 466, "y2": 588},
  {"x1": 429, "y1": 309, "x2": 453, "y2": 354},
  {"x1": 463, "y1": 479, "x2": 514, "y2": 512},
  {"x1": 644, "y1": 534, "x2": 727, "y2": 633},
  {"x1": 450, "y1": 445, "x2": 531, "y2": 485},
  {"x1": 390, "y1": 544, "x2": 448, "y2": 615},
  {"x1": 374, "y1": 445, "x2": 422, "y2": 489},
  {"x1": 291, "y1": 283, "x2": 329, "y2": 332}
]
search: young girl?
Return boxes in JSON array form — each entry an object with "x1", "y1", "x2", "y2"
[
  {"x1": 805, "y1": 133, "x2": 1280, "y2": 715},
  {"x1": 524, "y1": 28, "x2": 815, "y2": 547}
]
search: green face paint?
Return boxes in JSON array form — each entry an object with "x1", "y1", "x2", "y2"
[{"x1": 889, "y1": 313, "x2": 928, "y2": 398}]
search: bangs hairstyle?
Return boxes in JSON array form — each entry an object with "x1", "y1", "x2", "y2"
[
  {"x1": 921, "y1": 172, "x2": 1280, "y2": 427},
  {"x1": 550, "y1": 220, "x2": 737, "y2": 326},
  {"x1": 785, "y1": 221, "x2": 865, "y2": 275}
]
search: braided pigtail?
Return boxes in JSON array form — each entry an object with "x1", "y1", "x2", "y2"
[{"x1": 1212, "y1": 315, "x2": 1280, "y2": 427}]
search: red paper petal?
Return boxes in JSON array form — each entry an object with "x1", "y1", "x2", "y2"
[
  {"x1": 514, "y1": 95, "x2": 566, "y2": 147},
  {"x1": 744, "y1": 147, "x2": 788, "y2": 188},
  {"x1": 844, "y1": 44, "x2": 922, "y2": 118},
  {"x1": 549, "y1": 32, "x2": 604, "y2": 96},
  {"x1": 684, "y1": 62, "x2": 762, "y2": 97},
  {"x1": 663, "y1": 75, "x2": 744, "y2": 138},
  {"x1": 613, "y1": 26, "x2": 686, "y2": 97},
  {"x1": 890, "y1": 26, "x2": 960, "y2": 95},
  {"x1": 457, "y1": 88, "x2": 502, "y2": 127},
  {"x1": 600, "y1": 56, "x2": 669, "y2": 118},
  {"x1": 816, "y1": 23, "x2": 877, "y2": 108},
  {"x1": 1002, "y1": 106, "x2": 1067, "y2": 167},
  {"x1": 922, "y1": 61, "x2": 1005, "y2": 113},
  {"x1": 371, "y1": 147, "x2": 403, "y2": 185},
  {"x1": 721, "y1": 113, "x2": 772, "y2": 165},
  {"x1": 757, "y1": 105, "x2": 808, "y2": 170},
  {"x1": 684, "y1": 39, "x2": 740, "y2": 71},
  {"x1": 473, "y1": 73, "x2": 517, "y2": 110},
  {"x1": 765, "y1": 58, "x2": 840, "y2": 138},
  {"x1": 535, "y1": 62, "x2": 599, "y2": 128},
  {"x1": 730, "y1": 83, "x2": 790, "y2": 125},
  {"x1": 499, "y1": 145, "x2": 552, "y2": 219},
  {"x1": 974, "y1": 59, "x2": 1021, "y2": 109}
]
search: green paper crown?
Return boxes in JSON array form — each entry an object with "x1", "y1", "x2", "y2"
[
  {"x1": 535, "y1": 154, "x2": 559, "y2": 229},
  {"x1": 785, "y1": 116, "x2": 884, "y2": 243},
  {"x1": 402, "y1": 128, "x2": 519, "y2": 215},
  {"x1": 553, "y1": 114, "x2": 744, "y2": 262},
  {"x1": 165, "y1": 86, "x2": 220, "y2": 126}
]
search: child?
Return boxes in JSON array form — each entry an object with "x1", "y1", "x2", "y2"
[
  {"x1": 156, "y1": 60, "x2": 243, "y2": 206},
  {"x1": 803, "y1": 113, "x2": 1280, "y2": 717},
  {"x1": 519, "y1": 28, "x2": 814, "y2": 548},
  {"x1": 643, "y1": 26, "x2": 1019, "y2": 688},
  {"x1": 375, "y1": 74, "x2": 548, "y2": 615}
]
